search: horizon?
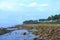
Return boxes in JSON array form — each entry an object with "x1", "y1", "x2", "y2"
[{"x1": 0, "y1": 0, "x2": 60, "y2": 27}]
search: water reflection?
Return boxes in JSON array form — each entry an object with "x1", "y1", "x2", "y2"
[{"x1": 0, "y1": 29, "x2": 37, "y2": 40}]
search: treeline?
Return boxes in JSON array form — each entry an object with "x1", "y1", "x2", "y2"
[
  {"x1": 48, "y1": 14, "x2": 60, "y2": 21},
  {"x1": 23, "y1": 20, "x2": 40, "y2": 24},
  {"x1": 23, "y1": 14, "x2": 60, "y2": 24}
]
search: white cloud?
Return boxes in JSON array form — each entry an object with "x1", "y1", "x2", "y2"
[
  {"x1": 27, "y1": 3, "x2": 49, "y2": 12},
  {"x1": 19, "y1": 3, "x2": 27, "y2": 7},
  {"x1": 0, "y1": 1, "x2": 28, "y2": 11},
  {"x1": 40, "y1": 4, "x2": 48, "y2": 7},
  {"x1": 0, "y1": 1, "x2": 26, "y2": 11},
  {"x1": 28, "y1": 2, "x2": 48, "y2": 8},
  {"x1": 0, "y1": 1, "x2": 15, "y2": 11},
  {"x1": 19, "y1": 4, "x2": 25, "y2": 6},
  {"x1": 28, "y1": 2, "x2": 37, "y2": 7},
  {"x1": 0, "y1": 0, "x2": 49, "y2": 12}
]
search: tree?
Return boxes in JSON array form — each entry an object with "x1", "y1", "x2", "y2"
[
  {"x1": 47, "y1": 14, "x2": 60, "y2": 22},
  {"x1": 33, "y1": 20, "x2": 39, "y2": 24},
  {"x1": 47, "y1": 16, "x2": 51, "y2": 20},
  {"x1": 23, "y1": 20, "x2": 33, "y2": 24},
  {"x1": 23, "y1": 20, "x2": 39, "y2": 24}
]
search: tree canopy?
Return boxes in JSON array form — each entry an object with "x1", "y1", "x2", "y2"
[
  {"x1": 47, "y1": 14, "x2": 60, "y2": 20},
  {"x1": 23, "y1": 14, "x2": 60, "y2": 24}
]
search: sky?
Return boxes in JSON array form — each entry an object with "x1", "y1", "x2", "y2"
[{"x1": 0, "y1": 0, "x2": 60, "y2": 27}]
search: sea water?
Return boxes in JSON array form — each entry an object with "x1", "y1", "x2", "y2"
[{"x1": 0, "y1": 29, "x2": 37, "y2": 40}]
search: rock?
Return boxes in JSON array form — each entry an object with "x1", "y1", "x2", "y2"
[
  {"x1": 0, "y1": 28, "x2": 12, "y2": 35},
  {"x1": 23, "y1": 32, "x2": 26, "y2": 35},
  {"x1": 33, "y1": 38, "x2": 38, "y2": 40}
]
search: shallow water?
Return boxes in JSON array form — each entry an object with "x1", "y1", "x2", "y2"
[{"x1": 0, "y1": 29, "x2": 37, "y2": 40}]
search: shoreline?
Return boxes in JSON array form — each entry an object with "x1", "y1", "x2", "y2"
[{"x1": 0, "y1": 24, "x2": 60, "y2": 40}]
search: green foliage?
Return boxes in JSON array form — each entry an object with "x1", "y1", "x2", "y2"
[
  {"x1": 39, "y1": 19, "x2": 47, "y2": 21},
  {"x1": 47, "y1": 16, "x2": 51, "y2": 20},
  {"x1": 23, "y1": 14, "x2": 60, "y2": 24},
  {"x1": 47, "y1": 14, "x2": 60, "y2": 20},
  {"x1": 23, "y1": 20, "x2": 40, "y2": 24}
]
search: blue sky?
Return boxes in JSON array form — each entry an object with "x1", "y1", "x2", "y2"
[{"x1": 0, "y1": 0, "x2": 60, "y2": 27}]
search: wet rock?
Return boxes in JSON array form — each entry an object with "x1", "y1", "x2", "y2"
[
  {"x1": 23, "y1": 32, "x2": 26, "y2": 35},
  {"x1": 0, "y1": 28, "x2": 12, "y2": 35},
  {"x1": 33, "y1": 38, "x2": 38, "y2": 40},
  {"x1": 57, "y1": 38, "x2": 60, "y2": 40}
]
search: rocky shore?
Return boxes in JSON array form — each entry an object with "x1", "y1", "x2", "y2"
[
  {"x1": 0, "y1": 28, "x2": 13, "y2": 35},
  {"x1": 0, "y1": 24, "x2": 60, "y2": 40},
  {"x1": 15, "y1": 24, "x2": 60, "y2": 40}
]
